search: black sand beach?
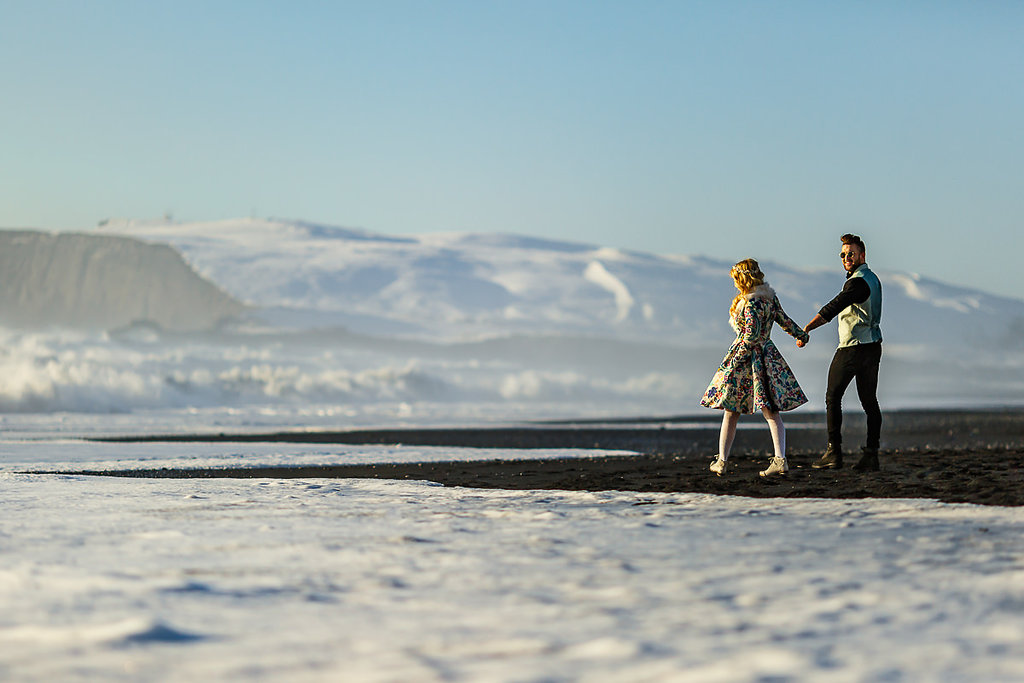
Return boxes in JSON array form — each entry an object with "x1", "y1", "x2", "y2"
[
  {"x1": 58, "y1": 405, "x2": 1024, "y2": 507},
  {"x1": 58, "y1": 408, "x2": 1024, "y2": 507}
]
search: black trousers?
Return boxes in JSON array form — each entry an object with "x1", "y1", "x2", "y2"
[{"x1": 825, "y1": 342, "x2": 882, "y2": 449}]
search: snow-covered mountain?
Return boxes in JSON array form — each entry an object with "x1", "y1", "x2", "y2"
[
  {"x1": 0, "y1": 217, "x2": 1020, "y2": 424},
  {"x1": 95, "y1": 217, "x2": 1023, "y2": 357}
]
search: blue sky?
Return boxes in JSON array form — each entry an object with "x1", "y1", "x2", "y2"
[{"x1": 2, "y1": 1, "x2": 1022, "y2": 297}]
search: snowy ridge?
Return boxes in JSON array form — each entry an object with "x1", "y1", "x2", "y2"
[{"x1": 95, "y1": 217, "x2": 1024, "y2": 351}]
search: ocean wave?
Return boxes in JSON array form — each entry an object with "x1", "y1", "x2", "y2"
[{"x1": 0, "y1": 329, "x2": 692, "y2": 415}]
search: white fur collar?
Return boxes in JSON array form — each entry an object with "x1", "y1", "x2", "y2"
[{"x1": 742, "y1": 284, "x2": 775, "y2": 301}]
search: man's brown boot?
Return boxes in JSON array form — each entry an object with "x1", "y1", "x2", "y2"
[
  {"x1": 811, "y1": 443, "x2": 843, "y2": 469},
  {"x1": 853, "y1": 447, "x2": 880, "y2": 472}
]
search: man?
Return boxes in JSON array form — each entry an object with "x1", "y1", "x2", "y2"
[{"x1": 800, "y1": 234, "x2": 883, "y2": 471}]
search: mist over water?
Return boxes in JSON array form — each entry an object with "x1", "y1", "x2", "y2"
[{"x1": 0, "y1": 325, "x2": 715, "y2": 437}]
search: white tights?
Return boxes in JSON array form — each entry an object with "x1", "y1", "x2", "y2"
[{"x1": 719, "y1": 408, "x2": 786, "y2": 461}]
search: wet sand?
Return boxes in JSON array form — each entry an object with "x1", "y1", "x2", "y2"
[{"x1": 66, "y1": 408, "x2": 1024, "y2": 506}]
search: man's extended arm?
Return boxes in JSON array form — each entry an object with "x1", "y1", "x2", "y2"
[
  {"x1": 804, "y1": 277, "x2": 870, "y2": 337},
  {"x1": 803, "y1": 313, "x2": 828, "y2": 334}
]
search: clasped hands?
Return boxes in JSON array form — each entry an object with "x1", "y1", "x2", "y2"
[
  {"x1": 796, "y1": 315, "x2": 826, "y2": 348},
  {"x1": 796, "y1": 322, "x2": 814, "y2": 348}
]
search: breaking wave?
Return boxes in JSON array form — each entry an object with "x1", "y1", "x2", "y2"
[{"x1": 0, "y1": 328, "x2": 696, "y2": 418}]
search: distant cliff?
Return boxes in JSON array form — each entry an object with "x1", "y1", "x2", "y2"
[{"x1": 0, "y1": 230, "x2": 244, "y2": 331}]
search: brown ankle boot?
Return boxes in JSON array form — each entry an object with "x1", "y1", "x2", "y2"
[
  {"x1": 853, "y1": 447, "x2": 880, "y2": 472},
  {"x1": 812, "y1": 443, "x2": 843, "y2": 469}
]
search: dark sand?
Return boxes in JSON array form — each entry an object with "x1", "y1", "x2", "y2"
[{"x1": 59, "y1": 409, "x2": 1024, "y2": 506}]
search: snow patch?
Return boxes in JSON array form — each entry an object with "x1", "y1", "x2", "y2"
[{"x1": 583, "y1": 261, "x2": 635, "y2": 323}]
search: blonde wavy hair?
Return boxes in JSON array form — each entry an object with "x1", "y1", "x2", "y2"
[{"x1": 729, "y1": 258, "x2": 765, "y2": 320}]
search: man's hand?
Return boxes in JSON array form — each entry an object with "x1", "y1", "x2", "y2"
[
  {"x1": 803, "y1": 314, "x2": 827, "y2": 335},
  {"x1": 796, "y1": 339, "x2": 806, "y2": 348}
]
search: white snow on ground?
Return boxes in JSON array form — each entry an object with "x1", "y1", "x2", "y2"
[{"x1": 1, "y1": 461, "x2": 1021, "y2": 682}]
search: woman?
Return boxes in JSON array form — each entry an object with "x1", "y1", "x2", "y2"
[{"x1": 700, "y1": 259, "x2": 809, "y2": 476}]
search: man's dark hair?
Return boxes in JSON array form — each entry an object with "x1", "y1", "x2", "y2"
[{"x1": 841, "y1": 233, "x2": 866, "y2": 252}]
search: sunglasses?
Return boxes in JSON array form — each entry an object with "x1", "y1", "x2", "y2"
[{"x1": 839, "y1": 251, "x2": 860, "y2": 260}]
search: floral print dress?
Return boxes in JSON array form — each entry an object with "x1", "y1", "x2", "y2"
[{"x1": 700, "y1": 285, "x2": 810, "y2": 413}]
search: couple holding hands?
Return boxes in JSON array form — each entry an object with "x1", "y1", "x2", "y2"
[{"x1": 700, "y1": 234, "x2": 883, "y2": 477}]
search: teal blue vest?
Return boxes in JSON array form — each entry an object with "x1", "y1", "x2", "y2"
[{"x1": 838, "y1": 265, "x2": 882, "y2": 347}]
